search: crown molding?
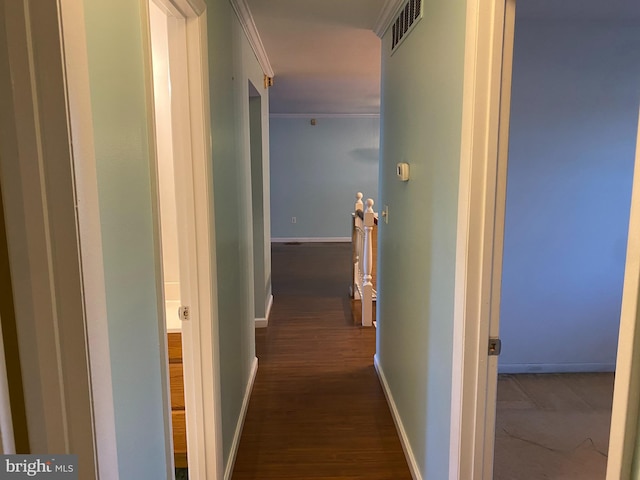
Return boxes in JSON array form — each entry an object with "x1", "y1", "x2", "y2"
[
  {"x1": 153, "y1": 0, "x2": 205, "y2": 17},
  {"x1": 187, "y1": 0, "x2": 206, "y2": 15},
  {"x1": 229, "y1": 0, "x2": 274, "y2": 78},
  {"x1": 373, "y1": 0, "x2": 405, "y2": 38}
]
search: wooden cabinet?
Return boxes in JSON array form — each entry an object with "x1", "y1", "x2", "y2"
[{"x1": 168, "y1": 332, "x2": 187, "y2": 468}]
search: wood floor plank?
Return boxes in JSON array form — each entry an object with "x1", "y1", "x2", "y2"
[{"x1": 232, "y1": 243, "x2": 411, "y2": 479}]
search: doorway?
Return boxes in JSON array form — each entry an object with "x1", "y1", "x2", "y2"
[
  {"x1": 491, "y1": 1, "x2": 640, "y2": 478},
  {"x1": 451, "y1": 0, "x2": 640, "y2": 476},
  {"x1": 147, "y1": 0, "x2": 223, "y2": 478},
  {"x1": 454, "y1": 0, "x2": 640, "y2": 478},
  {"x1": 249, "y1": 81, "x2": 270, "y2": 329},
  {"x1": 148, "y1": 1, "x2": 189, "y2": 475}
]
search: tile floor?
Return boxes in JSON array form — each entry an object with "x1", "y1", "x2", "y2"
[{"x1": 494, "y1": 373, "x2": 614, "y2": 479}]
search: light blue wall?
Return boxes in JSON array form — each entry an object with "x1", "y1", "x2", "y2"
[
  {"x1": 376, "y1": 1, "x2": 466, "y2": 478},
  {"x1": 499, "y1": 20, "x2": 640, "y2": 373},
  {"x1": 207, "y1": 0, "x2": 270, "y2": 468},
  {"x1": 270, "y1": 116, "x2": 379, "y2": 239},
  {"x1": 83, "y1": 1, "x2": 169, "y2": 477},
  {"x1": 250, "y1": 95, "x2": 267, "y2": 317}
]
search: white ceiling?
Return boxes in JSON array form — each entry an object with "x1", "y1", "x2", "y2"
[
  {"x1": 247, "y1": 0, "x2": 640, "y2": 115},
  {"x1": 246, "y1": 0, "x2": 386, "y2": 114}
]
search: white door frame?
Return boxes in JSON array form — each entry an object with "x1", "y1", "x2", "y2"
[
  {"x1": 452, "y1": 1, "x2": 640, "y2": 478},
  {"x1": 606, "y1": 107, "x2": 640, "y2": 480},
  {"x1": 450, "y1": 0, "x2": 513, "y2": 477},
  {"x1": 0, "y1": 0, "x2": 113, "y2": 476},
  {"x1": 143, "y1": 0, "x2": 223, "y2": 478}
]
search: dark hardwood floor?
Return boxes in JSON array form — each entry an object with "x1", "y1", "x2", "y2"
[{"x1": 231, "y1": 242, "x2": 411, "y2": 480}]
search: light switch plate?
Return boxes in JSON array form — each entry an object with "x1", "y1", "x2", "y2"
[{"x1": 396, "y1": 162, "x2": 410, "y2": 181}]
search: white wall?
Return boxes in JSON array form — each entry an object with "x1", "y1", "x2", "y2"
[
  {"x1": 270, "y1": 115, "x2": 379, "y2": 240},
  {"x1": 499, "y1": 20, "x2": 640, "y2": 373}
]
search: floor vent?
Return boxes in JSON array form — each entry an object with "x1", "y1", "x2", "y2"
[{"x1": 391, "y1": 0, "x2": 423, "y2": 52}]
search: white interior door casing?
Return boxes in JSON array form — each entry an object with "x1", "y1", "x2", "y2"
[
  {"x1": 0, "y1": 0, "x2": 114, "y2": 476},
  {"x1": 146, "y1": 0, "x2": 224, "y2": 478},
  {"x1": 606, "y1": 107, "x2": 640, "y2": 480},
  {"x1": 450, "y1": 0, "x2": 513, "y2": 477}
]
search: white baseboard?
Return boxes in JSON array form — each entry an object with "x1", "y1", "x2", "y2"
[
  {"x1": 224, "y1": 357, "x2": 258, "y2": 480},
  {"x1": 498, "y1": 362, "x2": 616, "y2": 374},
  {"x1": 271, "y1": 237, "x2": 351, "y2": 243},
  {"x1": 255, "y1": 294, "x2": 274, "y2": 328},
  {"x1": 374, "y1": 354, "x2": 422, "y2": 480}
]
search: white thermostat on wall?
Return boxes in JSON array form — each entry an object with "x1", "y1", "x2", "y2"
[{"x1": 396, "y1": 162, "x2": 410, "y2": 181}]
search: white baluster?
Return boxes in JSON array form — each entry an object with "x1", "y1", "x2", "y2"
[
  {"x1": 353, "y1": 221, "x2": 362, "y2": 300},
  {"x1": 362, "y1": 198, "x2": 374, "y2": 327},
  {"x1": 352, "y1": 192, "x2": 364, "y2": 300}
]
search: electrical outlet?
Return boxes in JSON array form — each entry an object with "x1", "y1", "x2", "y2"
[{"x1": 291, "y1": 217, "x2": 297, "y2": 224}]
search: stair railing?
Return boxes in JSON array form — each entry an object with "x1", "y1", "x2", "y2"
[{"x1": 352, "y1": 192, "x2": 377, "y2": 327}]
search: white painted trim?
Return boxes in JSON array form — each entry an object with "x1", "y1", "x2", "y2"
[
  {"x1": 255, "y1": 294, "x2": 273, "y2": 329},
  {"x1": 373, "y1": 0, "x2": 405, "y2": 38},
  {"x1": 186, "y1": 0, "x2": 206, "y2": 15},
  {"x1": 224, "y1": 357, "x2": 258, "y2": 480},
  {"x1": 606, "y1": 106, "x2": 640, "y2": 480},
  {"x1": 181, "y1": 9, "x2": 226, "y2": 480},
  {"x1": 451, "y1": 0, "x2": 509, "y2": 478},
  {"x1": 374, "y1": 355, "x2": 421, "y2": 480},
  {"x1": 498, "y1": 363, "x2": 616, "y2": 374},
  {"x1": 270, "y1": 113, "x2": 380, "y2": 119},
  {"x1": 155, "y1": 0, "x2": 205, "y2": 17},
  {"x1": 183, "y1": 10, "x2": 226, "y2": 477},
  {"x1": 271, "y1": 237, "x2": 351, "y2": 243},
  {"x1": 146, "y1": 0, "x2": 224, "y2": 477},
  {"x1": 0, "y1": 1, "x2": 100, "y2": 474},
  {"x1": 478, "y1": 1, "x2": 515, "y2": 477},
  {"x1": 229, "y1": 0, "x2": 274, "y2": 78}
]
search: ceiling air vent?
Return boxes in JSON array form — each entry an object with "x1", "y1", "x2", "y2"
[{"x1": 391, "y1": 0, "x2": 423, "y2": 52}]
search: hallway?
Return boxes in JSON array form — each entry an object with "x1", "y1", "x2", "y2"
[{"x1": 231, "y1": 242, "x2": 412, "y2": 479}]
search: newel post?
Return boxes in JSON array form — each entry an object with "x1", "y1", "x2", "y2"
[
  {"x1": 355, "y1": 192, "x2": 364, "y2": 213},
  {"x1": 362, "y1": 198, "x2": 375, "y2": 327}
]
